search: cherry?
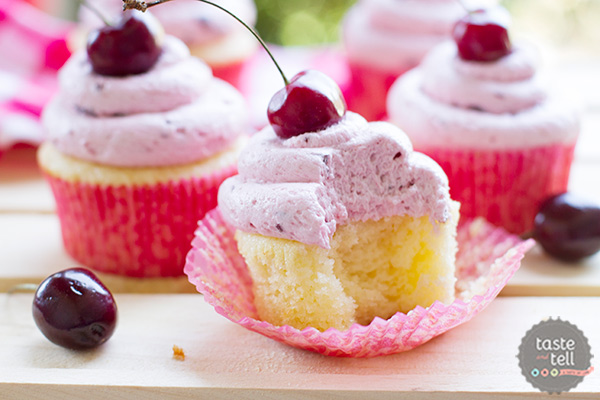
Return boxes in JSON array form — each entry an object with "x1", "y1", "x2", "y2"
[
  {"x1": 122, "y1": 0, "x2": 347, "y2": 138},
  {"x1": 533, "y1": 193, "x2": 600, "y2": 262},
  {"x1": 86, "y1": 9, "x2": 163, "y2": 76},
  {"x1": 452, "y1": 7, "x2": 512, "y2": 62},
  {"x1": 32, "y1": 268, "x2": 117, "y2": 350},
  {"x1": 268, "y1": 70, "x2": 347, "y2": 139}
]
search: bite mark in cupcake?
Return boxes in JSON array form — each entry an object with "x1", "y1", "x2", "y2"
[{"x1": 219, "y1": 112, "x2": 460, "y2": 331}]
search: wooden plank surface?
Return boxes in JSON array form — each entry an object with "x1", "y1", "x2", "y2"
[
  {"x1": 1, "y1": 294, "x2": 598, "y2": 399},
  {"x1": 0, "y1": 147, "x2": 55, "y2": 214},
  {"x1": 0, "y1": 213, "x2": 196, "y2": 294},
  {"x1": 1, "y1": 211, "x2": 600, "y2": 296}
]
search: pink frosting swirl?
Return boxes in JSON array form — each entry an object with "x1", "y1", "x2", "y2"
[
  {"x1": 387, "y1": 41, "x2": 579, "y2": 149},
  {"x1": 43, "y1": 36, "x2": 248, "y2": 167},
  {"x1": 218, "y1": 112, "x2": 453, "y2": 249},
  {"x1": 420, "y1": 41, "x2": 546, "y2": 114},
  {"x1": 343, "y1": 0, "x2": 464, "y2": 72}
]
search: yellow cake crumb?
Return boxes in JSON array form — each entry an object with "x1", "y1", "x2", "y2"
[
  {"x1": 37, "y1": 136, "x2": 247, "y2": 186},
  {"x1": 236, "y1": 201, "x2": 460, "y2": 331},
  {"x1": 172, "y1": 345, "x2": 185, "y2": 361}
]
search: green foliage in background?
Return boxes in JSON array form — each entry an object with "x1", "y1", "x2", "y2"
[{"x1": 255, "y1": 0, "x2": 356, "y2": 45}]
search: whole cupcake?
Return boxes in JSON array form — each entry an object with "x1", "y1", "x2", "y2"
[
  {"x1": 38, "y1": 10, "x2": 248, "y2": 277},
  {"x1": 387, "y1": 7, "x2": 580, "y2": 234},
  {"x1": 74, "y1": 0, "x2": 258, "y2": 89},
  {"x1": 342, "y1": 0, "x2": 464, "y2": 121}
]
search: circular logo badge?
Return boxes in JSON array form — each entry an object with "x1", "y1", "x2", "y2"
[{"x1": 517, "y1": 318, "x2": 594, "y2": 394}]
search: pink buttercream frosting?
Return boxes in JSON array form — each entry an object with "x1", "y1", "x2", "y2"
[
  {"x1": 387, "y1": 41, "x2": 580, "y2": 149},
  {"x1": 343, "y1": 0, "x2": 464, "y2": 72},
  {"x1": 43, "y1": 36, "x2": 248, "y2": 167},
  {"x1": 218, "y1": 112, "x2": 453, "y2": 249},
  {"x1": 78, "y1": 0, "x2": 257, "y2": 47}
]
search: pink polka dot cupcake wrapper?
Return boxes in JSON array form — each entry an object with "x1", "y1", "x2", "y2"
[
  {"x1": 418, "y1": 143, "x2": 576, "y2": 235},
  {"x1": 184, "y1": 208, "x2": 535, "y2": 358},
  {"x1": 43, "y1": 164, "x2": 237, "y2": 278}
]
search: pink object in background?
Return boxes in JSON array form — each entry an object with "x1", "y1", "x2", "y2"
[
  {"x1": 184, "y1": 208, "x2": 534, "y2": 357},
  {"x1": 341, "y1": 0, "x2": 465, "y2": 122},
  {"x1": 212, "y1": 60, "x2": 245, "y2": 93},
  {"x1": 0, "y1": 0, "x2": 72, "y2": 155},
  {"x1": 343, "y1": 63, "x2": 406, "y2": 122}
]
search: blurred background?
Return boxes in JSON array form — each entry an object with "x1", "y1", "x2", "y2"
[
  {"x1": 28, "y1": 0, "x2": 600, "y2": 55},
  {"x1": 262, "y1": 0, "x2": 600, "y2": 56}
]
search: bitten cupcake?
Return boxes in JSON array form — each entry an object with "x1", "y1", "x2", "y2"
[
  {"x1": 218, "y1": 110, "x2": 460, "y2": 331},
  {"x1": 75, "y1": 0, "x2": 258, "y2": 88},
  {"x1": 38, "y1": 10, "x2": 248, "y2": 277},
  {"x1": 185, "y1": 70, "x2": 533, "y2": 357},
  {"x1": 341, "y1": 0, "x2": 464, "y2": 121},
  {"x1": 175, "y1": 0, "x2": 533, "y2": 356},
  {"x1": 200, "y1": 68, "x2": 459, "y2": 331},
  {"x1": 387, "y1": 7, "x2": 580, "y2": 234}
]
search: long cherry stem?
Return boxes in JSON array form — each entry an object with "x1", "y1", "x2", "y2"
[{"x1": 122, "y1": 0, "x2": 290, "y2": 86}]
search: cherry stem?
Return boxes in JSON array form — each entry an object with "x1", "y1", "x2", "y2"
[
  {"x1": 7, "y1": 283, "x2": 38, "y2": 295},
  {"x1": 122, "y1": 0, "x2": 290, "y2": 86},
  {"x1": 79, "y1": 0, "x2": 112, "y2": 26}
]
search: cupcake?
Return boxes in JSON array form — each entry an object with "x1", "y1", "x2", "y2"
[
  {"x1": 387, "y1": 7, "x2": 580, "y2": 234},
  {"x1": 38, "y1": 10, "x2": 248, "y2": 277},
  {"x1": 75, "y1": 0, "x2": 258, "y2": 88},
  {"x1": 341, "y1": 0, "x2": 464, "y2": 121},
  {"x1": 218, "y1": 109, "x2": 460, "y2": 331},
  {"x1": 184, "y1": 69, "x2": 533, "y2": 357}
]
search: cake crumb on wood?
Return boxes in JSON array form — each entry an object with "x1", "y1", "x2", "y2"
[{"x1": 172, "y1": 345, "x2": 185, "y2": 361}]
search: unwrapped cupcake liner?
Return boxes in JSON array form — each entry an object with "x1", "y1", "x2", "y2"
[
  {"x1": 44, "y1": 164, "x2": 237, "y2": 277},
  {"x1": 185, "y1": 208, "x2": 534, "y2": 358},
  {"x1": 418, "y1": 143, "x2": 576, "y2": 235},
  {"x1": 344, "y1": 62, "x2": 409, "y2": 122}
]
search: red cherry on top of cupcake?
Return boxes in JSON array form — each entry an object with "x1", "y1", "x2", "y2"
[
  {"x1": 87, "y1": 9, "x2": 163, "y2": 76},
  {"x1": 452, "y1": 6, "x2": 512, "y2": 62},
  {"x1": 268, "y1": 70, "x2": 347, "y2": 139}
]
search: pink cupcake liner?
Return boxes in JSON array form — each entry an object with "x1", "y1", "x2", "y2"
[
  {"x1": 184, "y1": 208, "x2": 534, "y2": 358},
  {"x1": 417, "y1": 143, "x2": 576, "y2": 235},
  {"x1": 344, "y1": 63, "x2": 409, "y2": 122},
  {"x1": 44, "y1": 164, "x2": 237, "y2": 277}
]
